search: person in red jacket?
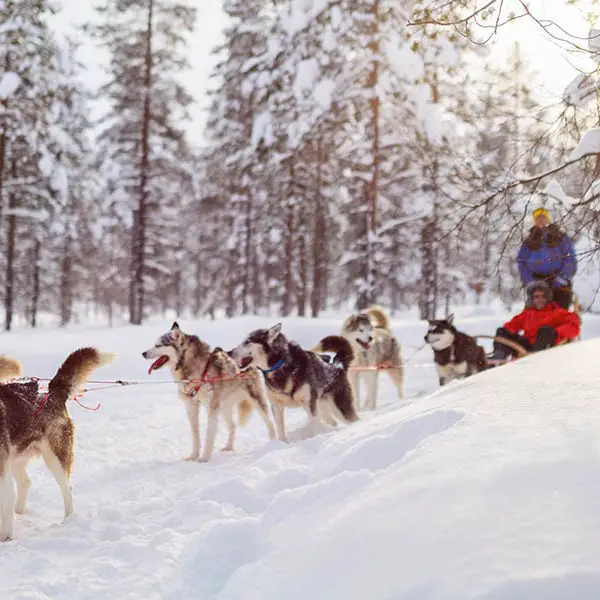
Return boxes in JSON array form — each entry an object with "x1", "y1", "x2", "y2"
[{"x1": 489, "y1": 280, "x2": 580, "y2": 360}]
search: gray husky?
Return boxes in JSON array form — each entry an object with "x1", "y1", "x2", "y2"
[
  {"x1": 229, "y1": 324, "x2": 359, "y2": 441},
  {"x1": 142, "y1": 322, "x2": 276, "y2": 463},
  {"x1": 340, "y1": 305, "x2": 404, "y2": 409},
  {"x1": 0, "y1": 348, "x2": 114, "y2": 541}
]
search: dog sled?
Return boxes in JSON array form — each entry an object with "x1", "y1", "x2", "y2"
[{"x1": 478, "y1": 294, "x2": 582, "y2": 367}]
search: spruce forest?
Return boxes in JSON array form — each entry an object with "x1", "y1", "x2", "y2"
[{"x1": 0, "y1": 0, "x2": 599, "y2": 329}]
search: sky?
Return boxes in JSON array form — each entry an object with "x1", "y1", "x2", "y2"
[{"x1": 49, "y1": 0, "x2": 599, "y2": 146}]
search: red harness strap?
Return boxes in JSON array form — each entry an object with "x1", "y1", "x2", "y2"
[{"x1": 34, "y1": 393, "x2": 49, "y2": 417}]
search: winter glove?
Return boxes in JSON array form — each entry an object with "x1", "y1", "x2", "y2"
[{"x1": 553, "y1": 277, "x2": 568, "y2": 288}]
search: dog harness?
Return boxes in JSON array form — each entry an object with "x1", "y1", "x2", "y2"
[{"x1": 258, "y1": 358, "x2": 284, "y2": 375}]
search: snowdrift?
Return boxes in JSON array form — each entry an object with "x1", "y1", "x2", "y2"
[{"x1": 1, "y1": 317, "x2": 600, "y2": 599}]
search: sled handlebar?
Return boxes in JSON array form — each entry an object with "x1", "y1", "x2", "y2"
[{"x1": 475, "y1": 335, "x2": 529, "y2": 357}]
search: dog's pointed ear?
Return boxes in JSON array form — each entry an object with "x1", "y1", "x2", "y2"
[
  {"x1": 267, "y1": 323, "x2": 282, "y2": 343},
  {"x1": 446, "y1": 313, "x2": 454, "y2": 325},
  {"x1": 171, "y1": 321, "x2": 180, "y2": 331}
]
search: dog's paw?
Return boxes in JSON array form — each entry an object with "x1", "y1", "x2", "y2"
[
  {"x1": 197, "y1": 454, "x2": 213, "y2": 463},
  {"x1": 184, "y1": 454, "x2": 200, "y2": 462},
  {"x1": 14, "y1": 506, "x2": 25, "y2": 515},
  {"x1": 0, "y1": 532, "x2": 14, "y2": 542},
  {"x1": 220, "y1": 445, "x2": 234, "y2": 452}
]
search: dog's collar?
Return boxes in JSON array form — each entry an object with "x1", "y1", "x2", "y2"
[{"x1": 259, "y1": 358, "x2": 284, "y2": 375}]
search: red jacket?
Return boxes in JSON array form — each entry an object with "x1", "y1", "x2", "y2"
[{"x1": 504, "y1": 302, "x2": 580, "y2": 345}]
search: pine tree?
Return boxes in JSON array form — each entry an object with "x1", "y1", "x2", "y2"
[
  {"x1": 0, "y1": 0, "x2": 72, "y2": 330},
  {"x1": 89, "y1": 0, "x2": 196, "y2": 324}
]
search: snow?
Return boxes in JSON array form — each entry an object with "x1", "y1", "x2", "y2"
[
  {"x1": 293, "y1": 58, "x2": 320, "y2": 101},
  {"x1": 384, "y1": 40, "x2": 424, "y2": 82},
  {"x1": 573, "y1": 235, "x2": 600, "y2": 311},
  {"x1": 0, "y1": 72, "x2": 21, "y2": 99},
  {"x1": 543, "y1": 179, "x2": 575, "y2": 205},
  {"x1": 2, "y1": 312, "x2": 600, "y2": 599},
  {"x1": 313, "y1": 78, "x2": 335, "y2": 109},
  {"x1": 38, "y1": 152, "x2": 54, "y2": 178},
  {"x1": 251, "y1": 111, "x2": 274, "y2": 148},
  {"x1": 569, "y1": 128, "x2": 600, "y2": 161},
  {"x1": 563, "y1": 73, "x2": 600, "y2": 108}
]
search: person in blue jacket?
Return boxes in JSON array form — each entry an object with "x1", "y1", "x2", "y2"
[{"x1": 517, "y1": 207, "x2": 577, "y2": 309}]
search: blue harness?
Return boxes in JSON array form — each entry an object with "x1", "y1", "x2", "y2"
[{"x1": 259, "y1": 358, "x2": 284, "y2": 375}]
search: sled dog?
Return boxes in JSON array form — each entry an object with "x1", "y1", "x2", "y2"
[
  {"x1": 0, "y1": 347, "x2": 114, "y2": 541},
  {"x1": 340, "y1": 305, "x2": 404, "y2": 409},
  {"x1": 424, "y1": 314, "x2": 487, "y2": 386},
  {"x1": 142, "y1": 322, "x2": 276, "y2": 463},
  {"x1": 0, "y1": 356, "x2": 21, "y2": 383},
  {"x1": 229, "y1": 324, "x2": 359, "y2": 441}
]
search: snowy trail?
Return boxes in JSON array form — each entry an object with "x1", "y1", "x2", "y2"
[{"x1": 2, "y1": 311, "x2": 600, "y2": 599}]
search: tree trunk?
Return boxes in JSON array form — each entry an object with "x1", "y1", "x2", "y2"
[
  {"x1": 362, "y1": 0, "x2": 380, "y2": 309},
  {"x1": 194, "y1": 258, "x2": 203, "y2": 316},
  {"x1": 226, "y1": 248, "x2": 236, "y2": 318},
  {"x1": 297, "y1": 230, "x2": 307, "y2": 316},
  {"x1": 242, "y1": 187, "x2": 253, "y2": 314},
  {"x1": 419, "y1": 218, "x2": 438, "y2": 320},
  {"x1": 419, "y1": 72, "x2": 442, "y2": 321},
  {"x1": 173, "y1": 268, "x2": 182, "y2": 316},
  {"x1": 30, "y1": 236, "x2": 41, "y2": 328},
  {"x1": 311, "y1": 140, "x2": 327, "y2": 317},
  {"x1": 60, "y1": 230, "x2": 73, "y2": 327},
  {"x1": 0, "y1": 131, "x2": 6, "y2": 225},
  {"x1": 130, "y1": 0, "x2": 154, "y2": 325},
  {"x1": 4, "y1": 159, "x2": 17, "y2": 331},
  {"x1": 282, "y1": 161, "x2": 295, "y2": 316}
]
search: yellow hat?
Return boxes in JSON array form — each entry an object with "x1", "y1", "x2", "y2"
[{"x1": 533, "y1": 207, "x2": 551, "y2": 221}]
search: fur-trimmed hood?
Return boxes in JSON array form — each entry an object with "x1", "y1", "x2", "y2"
[
  {"x1": 525, "y1": 280, "x2": 553, "y2": 307},
  {"x1": 523, "y1": 224, "x2": 565, "y2": 250}
]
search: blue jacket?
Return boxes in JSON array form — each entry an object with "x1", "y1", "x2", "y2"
[{"x1": 517, "y1": 227, "x2": 576, "y2": 287}]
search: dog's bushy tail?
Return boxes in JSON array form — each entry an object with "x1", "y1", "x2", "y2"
[
  {"x1": 0, "y1": 356, "x2": 21, "y2": 383},
  {"x1": 48, "y1": 348, "x2": 115, "y2": 404},
  {"x1": 315, "y1": 335, "x2": 354, "y2": 370},
  {"x1": 237, "y1": 398, "x2": 253, "y2": 426},
  {"x1": 366, "y1": 305, "x2": 391, "y2": 331}
]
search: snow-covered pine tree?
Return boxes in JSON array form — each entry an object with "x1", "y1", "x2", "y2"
[
  {"x1": 202, "y1": 0, "x2": 273, "y2": 317},
  {"x1": 0, "y1": 0, "x2": 75, "y2": 330},
  {"x1": 44, "y1": 37, "x2": 96, "y2": 326},
  {"x1": 88, "y1": 0, "x2": 196, "y2": 324}
]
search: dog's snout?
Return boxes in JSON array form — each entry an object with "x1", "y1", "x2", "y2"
[
  {"x1": 368, "y1": 336, "x2": 373, "y2": 343},
  {"x1": 142, "y1": 351, "x2": 148, "y2": 358},
  {"x1": 226, "y1": 349, "x2": 234, "y2": 358}
]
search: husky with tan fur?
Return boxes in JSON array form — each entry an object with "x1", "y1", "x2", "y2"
[
  {"x1": 0, "y1": 356, "x2": 21, "y2": 383},
  {"x1": 340, "y1": 305, "x2": 404, "y2": 409},
  {"x1": 142, "y1": 322, "x2": 276, "y2": 463},
  {"x1": 0, "y1": 347, "x2": 114, "y2": 541}
]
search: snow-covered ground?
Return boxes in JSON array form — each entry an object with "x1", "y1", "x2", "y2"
[{"x1": 2, "y1": 309, "x2": 600, "y2": 599}]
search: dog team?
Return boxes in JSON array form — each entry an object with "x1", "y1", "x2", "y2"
[{"x1": 0, "y1": 289, "x2": 580, "y2": 540}]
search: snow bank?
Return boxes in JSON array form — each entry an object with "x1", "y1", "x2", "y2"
[{"x1": 2, "y1": 315, "x2": 600, "y2": 599}]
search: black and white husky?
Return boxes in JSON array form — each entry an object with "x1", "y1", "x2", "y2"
[
  {"x1": 424, "y1": 314, "x2": 487, "y2": 386},
  {"x1": 229, "y1": 324, "x2": 359, "y2": 441}
]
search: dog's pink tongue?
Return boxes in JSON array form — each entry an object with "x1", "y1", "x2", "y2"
[{"x1": 148, "y1": 355, "x2": 168, "y2": 374}]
